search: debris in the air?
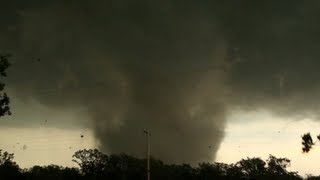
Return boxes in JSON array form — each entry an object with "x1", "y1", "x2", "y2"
[
  {"x1": 302, "y1": 133, "x2": 313, "y2": 153},
  {"x1": 22, "y1": 145, "x2": 27, "y2": 150},
  {"x1": 317, "y1": 134, "x2": 320, "y2": 141},
  {"x1": 69, "y1": 146, "x2": 72, "y2": 149},
  {"x1": 80, "y1": 134, "x2": 84, "y2": 138},
  {"x1": 208, "y1": 146, "x2": 211, "y2": 148}
]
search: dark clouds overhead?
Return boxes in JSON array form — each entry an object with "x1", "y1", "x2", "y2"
[{"x1": 1, "y1": 1, "x2": 320, "y2": 164}]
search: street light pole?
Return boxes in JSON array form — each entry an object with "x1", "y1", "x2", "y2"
[{"x1": 144, "y1": 128, "x2": 150, "y2": 180}]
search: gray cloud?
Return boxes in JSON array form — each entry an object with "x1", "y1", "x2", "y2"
[{"x1": 1, "y1": 1, "x2": 320, "y2": 164}]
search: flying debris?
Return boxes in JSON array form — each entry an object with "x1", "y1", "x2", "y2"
[
  {"x1": 208, "y1": 146, "x2": 211, "y2": 149},
  {"x1": 22, "y1": 145, "x2": 27, "y2": 151},
  {"x1": 302, "y1": 133, "x2": 314, "y2": 153},
  {"x1": 80, "y1": 134, "x2": 84, "y2": 138},
  {"x1": 317, "y1": 134, "x2": 320, "y2": 141}
]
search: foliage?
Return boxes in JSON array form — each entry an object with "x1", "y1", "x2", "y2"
[
  {"x1": 236, "y1": 157, "x2": 267, "y2": 178},
  {"x1": 0, "y1": 148, "x2": 304, "y2": 180},
  {"x1": 197, "y1": 162, "x2": 229, "y2": 179},
  {"x1": 70, "y1": 149, "x2": 302, "y2": 180},
  {"x1": 72, "y1": 148, "x2": 108, "y2": 177},
  {"x1": 0, "y1": 54, "x2": 10, "y2": 117},
  {"x1": 267, "y1": 155, "x2": 291, "y2": 175},
  {"x1": 307, "y1": 174, "x2": 320, "y2": 180},
  {"x1": 0, "y1": 149, "x2": 21, "y2": 179},
  {"x1": 24, "y1": 165, "x2": 80, "y2": 180}
]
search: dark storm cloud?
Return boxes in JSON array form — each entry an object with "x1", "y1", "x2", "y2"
[
  {"x1": 1, "y1": 1, "x2": 320, "y2": 163},
  {"x1": 221, "y1": 1, "x2": 320, "y2": 118}
]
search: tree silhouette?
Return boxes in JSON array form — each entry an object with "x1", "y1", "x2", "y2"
[
  {"x1": 72, "y1": 148, "x2": 108, "y2": 177},
  {"x1": 24, "y1": 165, "x2": 80, "y2": 180},
  {"x1": 0, "y1": 54, "x2": 10, "y2": 117},
  {"x1": 306, "y1": 174, "x2": 320, "y2": 180},
  {"x1": 266, "y1": 155, "x2": 299, "y2": 179},
  {"x1": 0, "y1": 148, "x2": 303, "y2": 179},
  {"x1": 266, "y1": 155, "x2": 290, "y2": 175},
  {"x1": 197, "y1": 162, "x2": 229, "y2": 179},
  {"x1": 106, "y1": 153, "x2": 145, "y2": 180},
  {"x1": 0, "y1": 149, "x2": 21, "y2": 179},
  {"x1": 236, "y1": 157, "x2": 267, "y2": 179}
]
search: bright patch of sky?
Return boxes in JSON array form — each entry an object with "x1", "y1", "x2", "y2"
[
  {"x1": 0, "y1": 127, "x2": 97, "y2": 168},
  {"x1": 218, "y1": 110, "x2": 320, "y2": 176}
]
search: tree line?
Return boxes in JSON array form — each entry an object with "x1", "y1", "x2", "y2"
[{"x1": 0, "y1": 148, "x2": 319, "y2": 180}]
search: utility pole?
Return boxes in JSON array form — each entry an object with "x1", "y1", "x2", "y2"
[{"x1": 143, "y1": 128, "x2": 150, "y2": 180}]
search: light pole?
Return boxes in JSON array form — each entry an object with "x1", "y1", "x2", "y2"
[{"x1": 143, "y1": 128, "x2": 150, "y2": 180}]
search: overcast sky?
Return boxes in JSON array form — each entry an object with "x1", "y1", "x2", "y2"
[{"x1": 1, "y1": 0, "x2": 320, "y2": 176}]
